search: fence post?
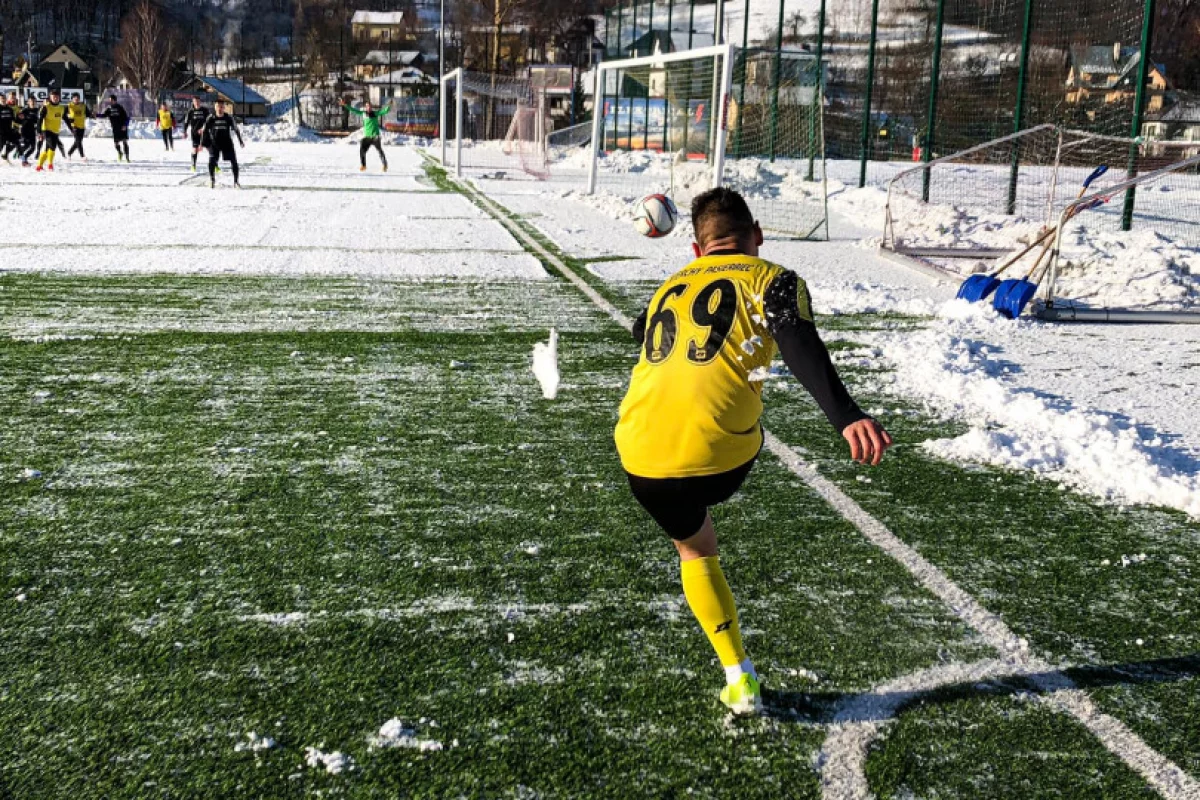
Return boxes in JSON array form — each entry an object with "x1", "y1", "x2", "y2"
[
  {"x1": 807, "y1": 0, "x2": 826, "y2": 181},
  {"x1": 733, "y1": 0, "x2": 750, "y2": 157},
  {"x1": 1122, "y1": 0, "x2": 1156, "y2": 231},
  {"x1": 1007, "y1": 0, "x2": 1035, "y2": 215},
  {"x1": 628, "y1": 0, "x2": 639, "y2": 148},
  {"x1": 768, "y1": 0, "x2": 784, "y2": 162},
  {"x1": 614, "y1": 2, "x2": 624, "y2": 152},
  {"x1": 644, "y1": 0, "x2": 654, "y2": 152},
  {"x1": 664, "y1": 0, "x2": 674, "y2": 152},
  {"x1": 858, "y1": 0, "x2": 881, "y2": 187},
  {"x1": 921, "y1": 0, "x2": 947, "y2": 203}
]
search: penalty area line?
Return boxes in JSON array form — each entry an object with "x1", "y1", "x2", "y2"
[{"x1": 454, "y1": 175, "x2": 1200, "y2": 800}]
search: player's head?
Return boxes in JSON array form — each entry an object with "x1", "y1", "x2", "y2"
[
  {"x1": 160, "y1": 102, "x2": 168, "y2": 109},
  {"x1": 214, "y1": 100, "x2": 225, "y2": 114},
  {"x1": 690, "y1": 188, "x2": 763, "y2": 258},
  {"x1": 193, "y1": 97, "x2": 201, "y2": 107},
  {"x1": 108, "y1": 94, "x2": 117, "y2": 104},
  {"x1": 363, "y1": 100, "x2": 373, "y2": 111},
  {"x1": 25, "y1": 96, "x2": 35, "y2": 107}
]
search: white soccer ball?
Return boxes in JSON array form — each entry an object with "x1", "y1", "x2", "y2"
[{"x1": 632, "y1": 194, "x2": 679, "y2": 238}]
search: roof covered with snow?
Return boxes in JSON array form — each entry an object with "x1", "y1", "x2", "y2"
[
  {"x1": 351, "y1": 11, "x2": 405, "y2": 26},
  {"x1": 195, "y1": 77, "x2": 269, "y2": 105},
  {"x1": 365, "y1": 68, "x2": 434, "y2": 85},
  {"x1": 360, "y1": 50, "x2": 423, "y2": 66}
]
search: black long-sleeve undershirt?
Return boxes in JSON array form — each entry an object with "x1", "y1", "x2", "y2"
[{"x1": 631, "y1": 269, "x2": 867, "y2": 433}]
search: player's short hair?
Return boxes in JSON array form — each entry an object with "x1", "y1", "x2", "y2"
[
  {"x1": 691, "y1": 188, "x2": 756, "y2": 247},
  {"x1": 108, "y1": 94, "x2": 117, "y2": 101}
]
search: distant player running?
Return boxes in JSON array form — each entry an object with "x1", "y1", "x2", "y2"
[
  {"x1": 198, "y1": 100, "x2": 243, "y2": 188},
  {"x1": 98, "y1": 95, "x2": 131, "y2": 162},
  {"x1": 35, "y1": 91, "x2": 70, "y2": 171},
  {"x1": 157, "y1": 103, "x2": 176, "y2": 151},
  {"x1": 340, "y1": 98, "x2": 390, "y2": 172},
  {"x1": 615, "y1": 188, "x2": 892, "y2": 714},
  {"x1": 181, "y1": 97, "x2": 210, "y2": 171},
  {"x1": 65, "y1": 95, "x2": 88, "y2": 159}
]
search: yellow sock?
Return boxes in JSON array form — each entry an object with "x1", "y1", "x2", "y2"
[
  {"x1": 38, "y1": 150, "x2": 48, "y2": 167},
  {"x1": 681, "y1": 556, "x2": 747, "y2": 669},
  {"x1": 46, "y1": 150, "x2": 54, "y2": 167}
]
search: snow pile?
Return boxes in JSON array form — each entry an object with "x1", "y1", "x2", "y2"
[
  {"x1": 369, "y1": 718, "x2": 444, "y2": 752},
  {"x1": 531, "y1": 329, "x2": 560, "y2": 400},
  {"x1": 1049, "y1": 226, "x2": 1200, "y2": 310},
  {"x1": 304, "y1": 746, "x2": 354, "y2": 774},
  {"x1": 234, "y1": 732, "x2": 277, "y2": 752},
  {"x1": 86, "y1": 119, "x2": 324, "y2": 143},
  {"x1": 865, "y1": 302, "x2": 1200, "y2": 518}
]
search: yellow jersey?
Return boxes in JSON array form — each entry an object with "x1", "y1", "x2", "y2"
[
  {"x1": 39, "y1": 103, "x2": 68, "y2": 133},
  {"x1": 66, "y1": 102, "x2": 87, "y2": 129},
  {"x1": 158, "y1": 109, "x2": 175, "y2": 129},
  {"x1": 615, "y1": 254, "x2": 814, "y2": 478}
]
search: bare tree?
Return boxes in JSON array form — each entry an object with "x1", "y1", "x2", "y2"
[{"x1": 115, "y1": 0, "x2": 178, "y2": 89}]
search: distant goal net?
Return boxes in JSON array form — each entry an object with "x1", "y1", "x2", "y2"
[
  {"x1": 586, "y1": 44, "x2": 828, "y2": 240},
  {"x1": 884, "y1": 125, "x2": 1200, "y2": 317},
  {"x1": 439, "y1": 68, "x2": 551, "y2": 180}
]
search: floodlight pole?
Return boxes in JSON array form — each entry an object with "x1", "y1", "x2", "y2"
[
  {"x1": 858, "y1": 0, "x2": 880, "y2": 187},
  {"x1": 709, "y1": 0, "x2": 725, "y2": 163},
  {"x1": 768, "y1": 0, "x2": 784, "y2": 162},
  {"x1": 807, "y1": 0, "x2": 827, "y2": 181}
]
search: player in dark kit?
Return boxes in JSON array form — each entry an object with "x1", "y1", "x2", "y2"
[
  {"x1": 98, "y1": 95, "x2": 131, "y2": 161},
  {"x1": 615, "y1": 188, "x2": 891, "y2": 714},
  {"x1": 17, "y1": 98, "x2": 39, "y2": 166},
  {"x1": 0, "y1": 93, "x2": 16, "y2": 162},
  {"x1": 198, "y1": 100, "x2": 243, "y2": 188},
  {"x1": 181, "y1": 97, "x2": 210, "y2": 172}
]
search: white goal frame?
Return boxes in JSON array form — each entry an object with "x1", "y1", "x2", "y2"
[
  {"x1": 439, "y1": 67, "x2": 463, "y2": 177},
  {"x1": 586, "y1": 43, "x2": 736, "y2": 195}
]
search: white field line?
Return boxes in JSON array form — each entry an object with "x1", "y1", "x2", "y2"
[{"x1": 456, "y1": 175, "x2": 1200, "y2": 800}]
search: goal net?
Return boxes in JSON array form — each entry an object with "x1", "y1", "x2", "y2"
[
  {"x1": 438, "y1": 68, "x2": 551, "y2": 180},
  {"x1": 585, "y1": 44, "x2": 829, "y2": 240},
  {"x1": 724, "y1": 49, "x2": 828, "y2": 240},
  {"x1": 884, "y1": 125, "x2": 1200, "y2": 315},
  {"x1": 586, "y1": 44, "x2": 735, "y2": 206}
]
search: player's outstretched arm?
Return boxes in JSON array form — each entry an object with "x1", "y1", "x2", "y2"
[{"x1": 763, "y1": 270, "x2": 893, "y2": 465}]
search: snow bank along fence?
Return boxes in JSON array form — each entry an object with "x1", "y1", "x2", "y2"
[
  {"x1": 437, "y1": 43, "x2": 829, "y2": 241},
  {"x1": 603, "y1": 0, "x2": 1173, "y2": 191}
]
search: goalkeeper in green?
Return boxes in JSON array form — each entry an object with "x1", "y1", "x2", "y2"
[{"x1": 341, "y1": 98, "x2": 391, "y2": 172}]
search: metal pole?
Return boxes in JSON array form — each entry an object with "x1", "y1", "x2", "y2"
[
  {"x1": 768, "y1": 0, "x2": 784, "y2": 162},
  {"x1": 628, "y1": 0, "x2": 639, "y2": 149},
  {"x1": 455, "y1": 70, "x2": 463, "y2": 177},
  {"x1": 589, "y1": 66, "x2": 606, "y2": 194},
  {"x1": 614, "y1": 2, "x2": 624, "y2": 151},
  {"x1": 684, "y1": 0, "x2": 695, "y2": 155},
  {"x1": 858, "y1": 0, "x2": 881, "y2": 187},
  {"x1": 921, "y1": 0, "x2": 947, "y2": 202},
  {"x1": 808, "y1": 0, "x2": 826, "y2": 181},
  {"x1": 713, "y1": 44, "x2": 735, "y2": 187},
  {"x1": 709, "y1": 0, "x2": 725, "y2": 162},
  {"x1": 1007, "y1": 0, "x2": 1034, "y2": 215},
  {"x1": 733, "y1": 0, "x2": 750, "y2": 157},
  {"x1": 1122, "y1": 0, "x2": 1156, "y2": 231},
  {"x1": 645, "y1": 0, "x2": 654, "y2": 152},
  {"x1": 663, "y1": 0, "x2": 674, "y2": 152}
]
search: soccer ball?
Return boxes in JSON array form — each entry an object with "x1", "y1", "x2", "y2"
[{"x1": 633, "y1": 194, "x2": 679, "y2": 238}]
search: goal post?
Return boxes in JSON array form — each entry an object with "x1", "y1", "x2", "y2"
[{"x1": 439, "y1": 67, "x2": 463, "y2": 177}]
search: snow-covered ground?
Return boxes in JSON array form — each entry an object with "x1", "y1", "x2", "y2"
[{"x1": 3, "y1": 138, "x2": 1198, "y2": 520}]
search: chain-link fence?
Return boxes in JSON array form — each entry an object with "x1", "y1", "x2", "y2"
[{"x1": 600, "y1": 0, "x2": 1179, "y2": 194}]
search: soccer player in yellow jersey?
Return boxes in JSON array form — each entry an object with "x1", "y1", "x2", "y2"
[
  {"x1": 615, "y1": 188, "x2": 892, "y2": 714},
  {"x1": 35, "y1": 91, "x2": 70, "y2": 172},
  {"x1": 65, "y1": 96, "x2": 89, "y2": 159}
]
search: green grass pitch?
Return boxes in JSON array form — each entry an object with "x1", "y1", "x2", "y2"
[{"x1": 0, "y1": 206, "x2": 1197, "y2": 797}]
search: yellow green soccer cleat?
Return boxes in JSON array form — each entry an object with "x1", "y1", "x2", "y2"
[{"x1": 720, "y1": 674, "x2": 762, "y2": 715}]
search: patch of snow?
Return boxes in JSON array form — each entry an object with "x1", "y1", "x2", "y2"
[
  {"x1": 370, "y1": 718, "x2": 444, "y2": 752},
  {"x1": 304, "y1": 746, "x2": 353, "y2": 774}
]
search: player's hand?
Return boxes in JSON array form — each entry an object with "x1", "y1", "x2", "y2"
[{"x1": 843, "y1": 419, "x2": 893, "y2": 466}]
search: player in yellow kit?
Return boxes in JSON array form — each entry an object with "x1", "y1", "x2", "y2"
[
  {"x1": 65, "y1": 95, "x2": 88, "y2": 159},
  {"x1": 616, "y1": 188, "x2": 892, "y2": 714},
  {"x1": 35, "y1": 91, "x2": 70, "y2": 172}
]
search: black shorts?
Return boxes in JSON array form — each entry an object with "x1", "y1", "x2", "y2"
[
  {"x1": 43, "y1": 131, "x2": 60, "y2": 149},
  {"x1": 626, "y1": 457, "x2": 757, "y2": 540},
  {"x1": 191, "y1": 132, "x2": 203, "y2": 148}
]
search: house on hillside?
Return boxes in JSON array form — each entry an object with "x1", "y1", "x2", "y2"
[
  {"x1": 363, "y1": 66, "x2": 435, "y2": 107},
  {"x1": 1067, "y1": 43, "x2": 1168, "y2": 113},
  {"x1": 1143, "y1": 92, "x2": 1200, "y2": 151},
  {"x1": 354, "y1": 50, "x2": 424, "y2": 81},
  {"x1": 351, "y1": 11, "x2": 412, "y2": 47},
  {"x1": 9, "y1": 44, "x2": 97, "y2": 100},
  {"x1": 179, "y1": 76, "x2": 270, "y2": 117}
]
